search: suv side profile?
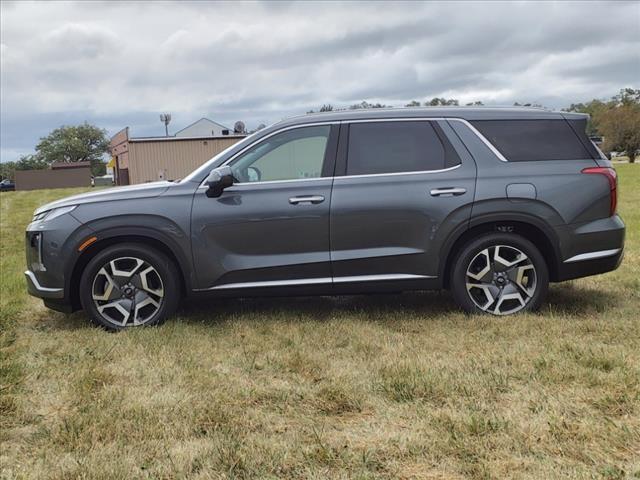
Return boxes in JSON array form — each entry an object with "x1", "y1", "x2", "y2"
[{"x1": 25, "y1": 108, "x2": 625, "y2": 329}]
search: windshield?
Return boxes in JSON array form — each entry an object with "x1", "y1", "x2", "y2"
[{"x1": 181, "y1": 130, "x2": 262, "y2": 183}]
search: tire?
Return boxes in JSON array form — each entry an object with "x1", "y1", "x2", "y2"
[
  {"x1": 450, "y1": 232, "x2": 549, "y2": 316},
  {"x1": 79, "y1": 243, "x2": 180, "y2": 330}
]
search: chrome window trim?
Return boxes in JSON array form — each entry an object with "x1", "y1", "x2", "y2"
[
  {"x1": 197, "y1": 116, "x2": 507, "y2": 189},
  {"x1": 564, "y1": 248, "x2": 621, "y2": 263},
  {"x1": 198, "y1": 163, "x2": 463, "y2": 188},
  {"x1": 223, "y1": 122, "x2": 339, "y2": 165},
  {"x1": 233, "y1": 177, "x2": 328, "y2": 186},
  {"x1": 449, "y1": 118, "x2": 509, "y2": 162},
  {"x1": 193, "y1": 273, "x2": 436, "y2": 291},
  {"x1": 197, "y1": 176, "x2": 329, "y2": 189},
  {"x1": 340, "y1": 117, "x2": 507, "y2": 161},
  {"x1": 334, "y1": 164, "x2": 461, "y2": 181},
  {"x1": 197, "y1": 122, "x2": 339, "y2": 188}
]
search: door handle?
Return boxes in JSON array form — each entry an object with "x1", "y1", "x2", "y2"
[
  {"x1": 289, "y1": 195, "x2": 325, "y2": 205},
  {"x1": 430, "y1": 187, "x2": 466, "y2": 197}
]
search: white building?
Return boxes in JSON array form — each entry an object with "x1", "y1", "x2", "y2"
[{"x1": 174, "y1": 118, "x2": 231, "y2": 137}]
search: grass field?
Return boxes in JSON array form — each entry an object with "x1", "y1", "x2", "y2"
[{"x1": 1, "y1": 166, "x2": 639, "y2": 479}]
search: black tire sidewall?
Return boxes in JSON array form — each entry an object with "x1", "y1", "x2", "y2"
[
  {"x1": 450, "y1": 233, "x2": 549, "y2": 315},
  {"x1": 79, "y1": 243, "x2": 180, "y2": 330}
]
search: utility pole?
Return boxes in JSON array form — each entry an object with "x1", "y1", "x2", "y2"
[{"x1": 159, "y1": 113, "x2": 172, "y2": 136}]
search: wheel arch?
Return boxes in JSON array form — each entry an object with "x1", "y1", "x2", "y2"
[
  {"x1": 66, "y1": 228, "x2": 191, "y2": 311},
  {"x1": 440, "y1": 214, "x2": 561, "y2": 288}
]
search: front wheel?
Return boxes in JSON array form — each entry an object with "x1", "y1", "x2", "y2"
[
  {"x1": 79, "y1": 243, "x2": 180, "y2": 330},
  {"x1": 450, "y1": 233, "x2": 549, "y2": 315}
]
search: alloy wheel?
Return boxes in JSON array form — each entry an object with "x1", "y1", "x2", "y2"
[
  {"x1": 91, "y1": 256, "x2": 164, "y2": 327},
  {"x1": 465, "y1": 245, "x2": 537, "y2": 315}
]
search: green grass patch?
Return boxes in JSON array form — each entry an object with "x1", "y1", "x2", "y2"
[{"x1": 1, "y1": 166, "x2": 639, "y2": 479}]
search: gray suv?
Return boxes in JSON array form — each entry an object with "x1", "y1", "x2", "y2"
[{"x1": 25, "y1": 108, "x2": 625, "y2": 329}]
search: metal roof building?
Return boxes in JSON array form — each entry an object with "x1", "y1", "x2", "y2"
[{"x1": 109, "y1": 126, "x2": 245, "y2": 185}]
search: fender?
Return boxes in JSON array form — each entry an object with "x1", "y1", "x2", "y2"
[
  {"x1": 438, "y1": 210, "x2": 562, "y2": 281},
  {"x1": 64, "y1": 219, "x2": 195, "y2": 300}
]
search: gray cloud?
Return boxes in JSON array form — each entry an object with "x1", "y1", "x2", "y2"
[{"x1": 1, "y1": 0, "x2": 639, "y2": 162}]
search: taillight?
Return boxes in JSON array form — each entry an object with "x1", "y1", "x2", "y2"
[{"x1": 582, "y1": 167, "x2": 617, "y2": 216}]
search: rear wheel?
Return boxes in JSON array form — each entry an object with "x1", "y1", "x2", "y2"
[
  {"x1": 79, "y1": 243, "x2": 180, "y2": 330},
  {"x1": 450, "y1": 233, "x2": 549, "y2": 315}
]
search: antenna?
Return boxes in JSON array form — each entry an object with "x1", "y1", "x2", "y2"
[{"x1": 159, "y1": 113, "x2": 172, "y2": 136}]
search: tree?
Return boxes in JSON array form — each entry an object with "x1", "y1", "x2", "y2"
[
  {"x1": 0, "y1": 161, "x2": 17, "y2": 180},
  {"x1": 15, "y1": 154, "x2": 49, "y2": 170},
  {"x1": 426, "y1": 98, "x2": 459, "y2": 106},
  {"x1": 0, "y1": 155, "x2": 50, "y2": 180},
  {"x1": 595, "y1": 90, "x2": 640, "y2": 163},
  {"x1": 513, "y1": 102, "x2": 544, "y2": 107},
  {"x1": 307, "y1": 104, "x2": 335, "y2": 114},
  {"x1": 349, "y1": 101, "x2": 389, "y2": 110},
  {"x1": 564, "y1": 99, "x2": 609, "y2": 136},
  {"x1": 35, "y1": 123, "x2": 109, "y2": 175},
  {"x1": 613, "y1": 87, "x2": 640, "y2": 106},
  {"x1": 466, "y1": 101, "x2": 484, "y2": 106},
  {"x1": 405, "y1": 100, "x2": 421, "y2": 107},
  {"x1": 568, "y1": 88, "x2": 640, "y2": 162}
]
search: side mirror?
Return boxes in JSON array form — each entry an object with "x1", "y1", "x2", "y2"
[{"x1": 205, "y1": 166, "x2": 234, "y2": 198}]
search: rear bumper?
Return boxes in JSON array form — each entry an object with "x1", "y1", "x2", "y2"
[
  {"x1": 555, "y1": 215, "x2": 625, "y2": 281},
  {"x1": 556, "y1": 248, "x2": 624, "y2": 282}
]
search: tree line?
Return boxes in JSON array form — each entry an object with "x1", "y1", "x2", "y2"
[
  {"x1": 564, "y1": 88, "x2": 639, "y2": 162},
  {"x1": 307, "y1": 88, "x2": 639, "y2": 162},
  {"x1": 1, "y1": 88, "x2": 637, "y2": 181},
  {"x1": 0, "y1": 123, "x2": 110, "y2": 180},
  {"x1": 308, "y1": 98, "x2": 539, "y2": 112}
]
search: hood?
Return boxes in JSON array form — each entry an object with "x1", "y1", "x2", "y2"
[{"x1": 34, "y1": 181, "x2": 173, "y2": 215}]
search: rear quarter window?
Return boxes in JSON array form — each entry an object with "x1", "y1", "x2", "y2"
[{"x1": 471, "y1": 119, "x2": 593, "y2": 161}]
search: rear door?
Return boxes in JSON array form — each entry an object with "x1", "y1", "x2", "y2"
[{"x1": 329, "y1": 119, "x2": 477, "y2": 286}]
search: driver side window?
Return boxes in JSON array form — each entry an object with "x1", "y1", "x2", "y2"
[{"x1": 230, "y1": 125, "x2": 330, "y2": 183}]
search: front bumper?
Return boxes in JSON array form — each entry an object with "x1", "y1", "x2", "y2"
[
  {"x1": 24, "y1": 270, "x2": 64, "y2": 299},
  {"x1": 25, "y1": 209, "x2": 90, "y2": 314}
]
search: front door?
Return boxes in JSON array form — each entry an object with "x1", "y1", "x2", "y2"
[
  {"x1": 329, "y1": 120, "x2": 477, "y2": 285},
  {"x1": 191, "y1": 124, "x2": 339, "y2": 290}
]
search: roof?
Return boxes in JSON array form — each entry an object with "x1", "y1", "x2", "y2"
[
  {"x1": 273, "y1": 106, "x2": 589, "y2": 129},
  {"x1": 174, "y1": 117, "x2": 230, "y2": 136},
  {"x1": 50, "y1": 161, "x2": 92, "y2": 169},
  {"x1": 129, "y1": 134, "x2": 246, "y2": 143}
]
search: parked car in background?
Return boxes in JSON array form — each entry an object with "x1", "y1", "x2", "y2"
[
  {"x1": 24, "y1": 107, "x2": 625, "y2": 330},
  {"x1": 0, "y1": 179, "x2": 15, "y2": 191},
  {"x1": 92, "y1": 174, "x2": 115, "y2": 187}
]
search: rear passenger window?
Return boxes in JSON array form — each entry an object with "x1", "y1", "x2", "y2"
[
  {"x1": 471, "y1": 120, "x2": 592, "y2": 161},
  {"x1": 346, "y1": 121, "x2": 460, "y2": 175}
]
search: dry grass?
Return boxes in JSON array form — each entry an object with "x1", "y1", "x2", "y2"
[{"x1": 1, "y1": 166, "x2": 639, "y2": 479}]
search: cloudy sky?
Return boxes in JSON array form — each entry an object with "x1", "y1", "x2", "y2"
[{"x1": 1, "y1": 0, "x2": 639, "y2": 163}]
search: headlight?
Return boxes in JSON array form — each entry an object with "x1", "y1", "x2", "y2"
[
  {"x1": 32, "y1": 211, "x2": 49, "y2": 222},
  {"x1": 32, "y1": 205, "x2": 76, "y2": 223}
]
